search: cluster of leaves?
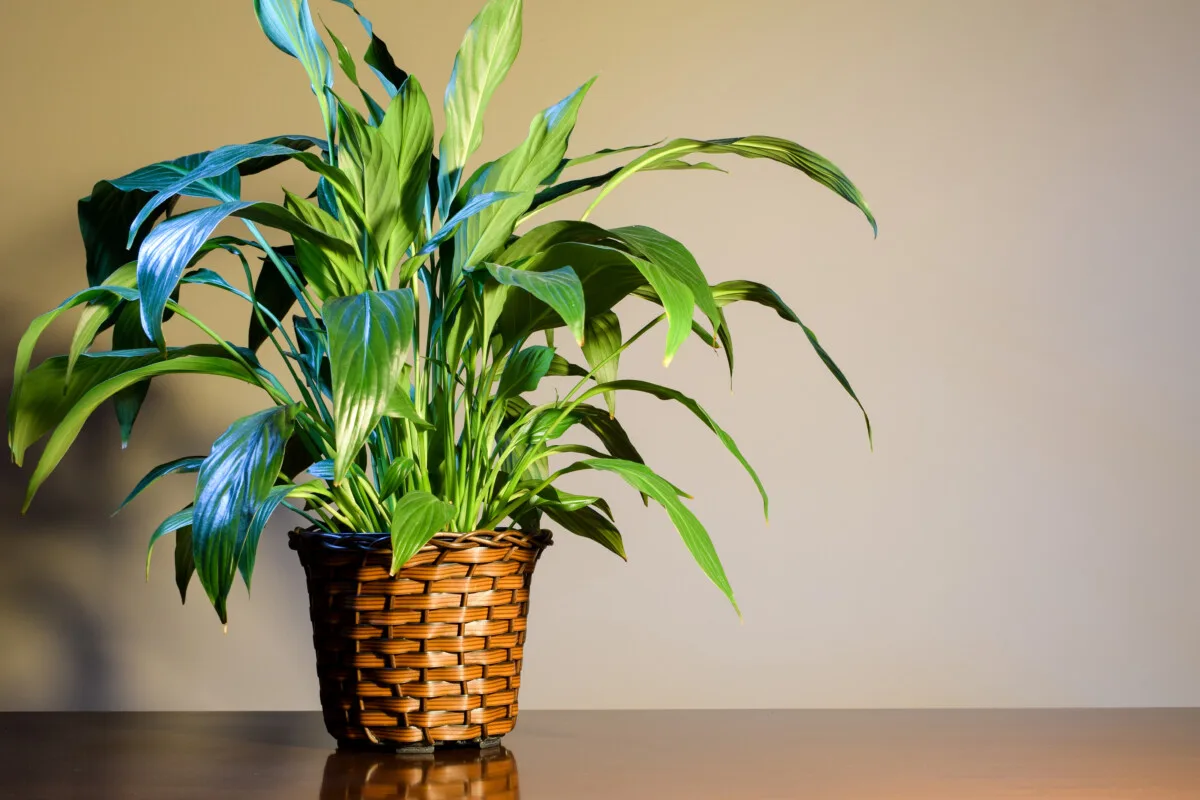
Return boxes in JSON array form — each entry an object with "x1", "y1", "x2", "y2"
[{"x1": 8, "y1": 0, "x2": 874, "y2": 624}]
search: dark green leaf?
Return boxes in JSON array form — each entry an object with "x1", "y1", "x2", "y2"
[
  {"x1": 496, "y1": 345, "x2": 555, "y2": 402},
  {"x1": 145, "y1": 506, "x2": 193, "y2": 580},
  {"x1": 578, "y1": 379, "x2": 768, "y2": 520},
  {"x1": 193, "y1": 405, "x2": 298, "y2": 623},
  {"x1": 78, "y1": 181, "x2": 163, "y2": 287},
  {"x1": 713, "y1": 280, "x2": 871, "y2": 446},
  {"x1": 116, "y1": 455, "x2": 205, "y2": 514},
  {"x1": 542, "y1": 501, "x2": 625, "y2": 559},
  {"x1": 248, "y1": 252, "x2": 307, "y2": 352}
]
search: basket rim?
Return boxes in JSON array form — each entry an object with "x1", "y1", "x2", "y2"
[{"x1": 288, "y1": 526, "x2": 552, "y2": 554}]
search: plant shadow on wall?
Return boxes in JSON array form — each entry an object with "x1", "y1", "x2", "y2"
[
  {"x1": 7, "y1": 0, "x2": 874, "y2": 744},
  {"x1": 0, "y1": 316, "x2": 122, "y2": 710}
]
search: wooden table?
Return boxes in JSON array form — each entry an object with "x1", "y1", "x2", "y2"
[{"x1": 1, "y1": 710, "x2": 1198, "y2": 798}]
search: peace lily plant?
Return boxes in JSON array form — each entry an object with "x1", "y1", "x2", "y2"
[{"x1": 9, "y1": 0, "x2": 874, "y2": 626}]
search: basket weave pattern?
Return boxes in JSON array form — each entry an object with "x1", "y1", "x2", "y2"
[{"x1": 290, "y1": 528, "x2": 550, "y2": 748}]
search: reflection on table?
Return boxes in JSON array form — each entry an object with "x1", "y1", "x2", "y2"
[{"x1": 320, "y1": 746, "x2": 518, "y2": 800}]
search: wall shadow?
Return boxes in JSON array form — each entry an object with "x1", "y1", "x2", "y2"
[{"x1": 0, "y1": 319, "x2": 182, "y2": 710}]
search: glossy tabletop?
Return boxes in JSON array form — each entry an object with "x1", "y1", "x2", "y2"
[{"x1": 2, "y1": 710, "x2": 1199, "y2": 799}]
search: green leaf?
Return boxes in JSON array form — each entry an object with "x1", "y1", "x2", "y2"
[
  {"x1": 437, "y1": 0, "x2": 523, "y2": 214},
  {"x1": 253, "y1": 0, "x2": 333, "y2": 105},
  {"x1": 325, "y1": 289, "x2": 416, "y2": 482},
  {"x1": 417, "y1": 190, "x2": 524, "y2": 258},
  {"x1": 192, "y1": 406, "x2": 298, "y2": 623},
  {"x1": 384, "y1": 384, "x2": 433, "y2": 430},
  {"x1": 377, "y1": 76, "x2": 434, "y2": 273},
  {"x1": 525, "y1": 158, "x2": 721, "y2": 222},
  {"x1": 67, "y1": 264, "x2": 139, "y2": 382},
  {"x1": 452, "y1": 78, "x2": 595, "y2": 276},
  {"x1": 248, "y1": 252, "x2": 307, "y2": 352},
  {"x1": 496, "y1": 345, "x2": 555, "y2": 402},
  {"x1": 611, "y1": 225, "x2": 721, "y2": 337},
  {"x1": 582, "y1": 135, "x2": 876, "y2": 236},
  {"x1": 175, "y1": 524, "x2": 196, "y2": 603},
  {"x1": 19, "y1": 351, "x2": 275, "y2": 511},
  {"x1": 388, "y1": 491, "x2": 456, "y2": 574},
  {"x1": 145, "y1": 506, "x2": 193, "y2": 580},
  {"x1": 581, "y1": 311, "x2": 621, "y2": 414},
  {"x1": 484, "y1": 262, "x2": 585, "y2": 345},
  {"x1": 582, "y1": 458, "x2": 738, "y2": 615},
  {"x1": 136, "y1": 202, "x2": 255, "y2": 347},
  {"x1": 712, "y1": 280, "x2": 871, "y2": 446},
  {"x1": 578, "y1": 379, "x2": 768, "y2": 520},
  {"x1": 280, "y1": 191, "x2": 365, "y2": 298},
  {"x1": 125, "y1": 143, "x2": 305, "y2": 243},
  {"x1": 379, "y1": 457, "x2": 416, "y2": 500},
  {"x1": 78, "y1": 181, "x2": 165, "y2": 287},
  {"x1": 9, "y1": 282, "x2": 140, "y2": 441},
  {"x1": 329, "y1": 0, "x2": 409, "y2": 96},
  {"x1": 117, "y1": 456, "x2": 205, "y2": 514},
  {"x1": 542, "y1": 501, "x2": 625, "y2": 559},
  {"x1": 239, "y1": 483, "x2": 304, "y2": 591},
  {"x1": 110, "y1": 302, "x2": 154, "y2": 445}
]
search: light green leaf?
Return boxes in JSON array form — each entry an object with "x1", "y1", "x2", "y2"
[
  {"x1": 20, "y1": 352, "x2": 276, "y2": 511},
  {"x1": 581, "y1": 311, "x2": 621, "y2": 414},
  {"x1": 484, "y1": 262, "x2": 585, "y2": 345},
  {"x1": 578, "y1": 379, "x2": 768, "y2": 520},
  {"x1": 582, "y1": 458, "x2": 738, "y2": 615},
  {"x1": 377, "y1": 76, "x2": 434, "y2": 274},
  {"x1": 384, "y1": 384, "x2": 433, "y2": 430},
  {"x1": 388, "y1": 491, "x2": 456, "y2": 574},
  {"x1": 582, "y1": 135, "x2": 876, "y2": 236},
  {"x1": 326, "y1": 289, "x2": 415, "y2": 482},
  {"x1": 452, "y1": 78, "x2": 595, "y2": 277},
  {"x1": 437, "y1": 0, "x2": 523, "y2": 215},
  {"x1": 611, "y1": 225, "x2": 721, "y2": 337},
  {"x1": 379, "y1": 457, "x2": 416, "y2": 500},
  {"x1": 66, "y1": 263, "x2": 139, "y2": 382}
]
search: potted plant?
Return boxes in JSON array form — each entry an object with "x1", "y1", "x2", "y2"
[{"x1": 8, "y1": 0, "x2": 875, "y2": 750}]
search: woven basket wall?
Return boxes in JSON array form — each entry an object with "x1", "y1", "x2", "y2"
[
  {"x1": 319, "y1": 747, "x2": 518, "y2": 800},
  {"x1": 290, "y1": 528, "x2": 551, "y2": 749}
]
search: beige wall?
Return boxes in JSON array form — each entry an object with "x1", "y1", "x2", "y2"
[{"x1": 1, "y1": 0, "x2": 1198, "y2": 710}]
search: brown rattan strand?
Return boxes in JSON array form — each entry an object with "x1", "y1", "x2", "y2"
[
  {"x1": 291, "y1": 528, "x2": 551, "y2": 749},
  {"x1": 319, "y1": 745, "x2": 518, "y2": 800}
]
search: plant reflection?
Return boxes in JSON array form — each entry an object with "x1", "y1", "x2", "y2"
[{"x1": 320, "y1": 745, "x2": 518, "y2": 799}]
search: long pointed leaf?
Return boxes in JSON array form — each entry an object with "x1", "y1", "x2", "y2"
[
  {"x1": 437, "y1": 0, "x2": 523, "y2": 214},
  {"x1": 192, "y1": 406, "x2": 298, "y2": 623},
  {"x1": 326, "y1": 290, "x2": 415, "y2": 482}
]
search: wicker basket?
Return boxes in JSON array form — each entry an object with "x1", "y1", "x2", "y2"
[
  {"x1": 319, "y1": 746, "x2": 518, "y2": 800},
  {"x1": 290, "y1": 527, "x2": 551, "y2": 750}
]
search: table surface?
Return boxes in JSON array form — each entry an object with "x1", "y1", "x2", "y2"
[{"x1": 1, "y1": 710, "x2": 1199, "y2": 799}]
